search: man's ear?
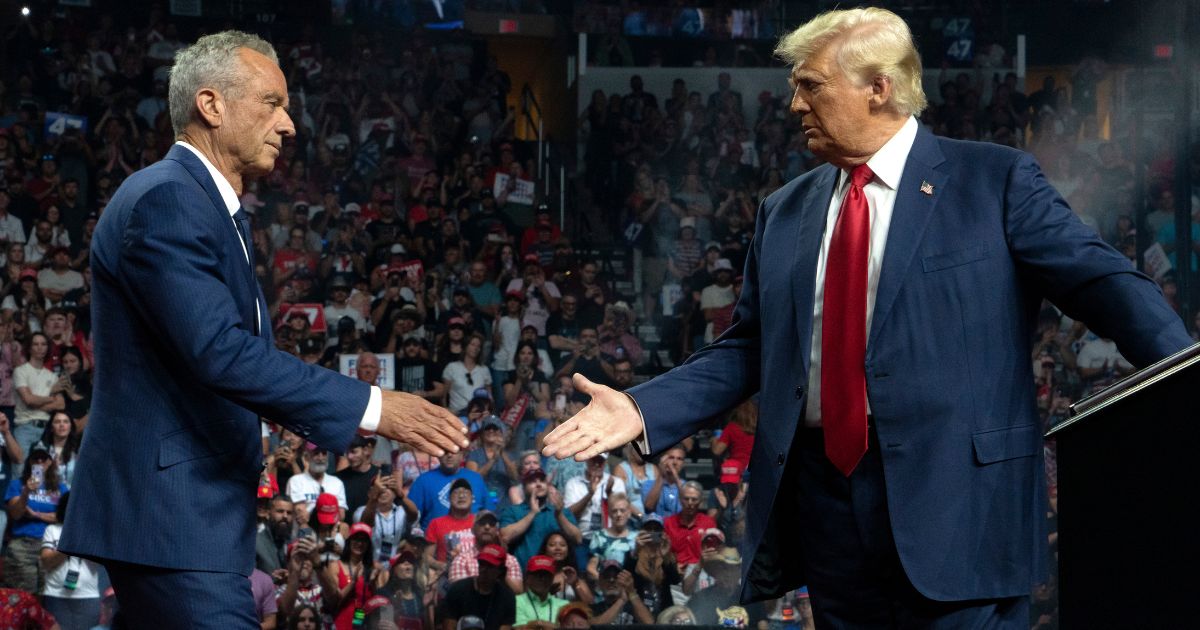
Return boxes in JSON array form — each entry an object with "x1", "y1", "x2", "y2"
[
  {"x1": 868, "y1": 74, "x2": 893, "y2": 110},
  {"x1": 194, "y1": 88, "x2": 224, "y2": 129}
]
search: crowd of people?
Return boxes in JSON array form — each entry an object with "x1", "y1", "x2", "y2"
[{"x1": 0, "y1": 3, "x2": 1192, "y2": 630}]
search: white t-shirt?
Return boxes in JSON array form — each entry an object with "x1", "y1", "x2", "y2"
[
  {"x1": 41, "y1": 523, "x2": 102, "y2": 598},
  {"x1": 1076, "y1": 339, "x2": 1133, "y2": 373},
  {"x1": 286, "y1": 472, "x2": 348, "y2": 511},
  {"x1": 491, "y1": 315, "x2": 521, "y2": 371},
  {"x1": 563, "y1": 473, "x2": 626, "y2": 538},
  {"x1": 13, "y1": 362, "x2": 56, "y2": 424},
  {"x1": 37, "y1": 268, "x2": 85, "y2": 296},
  {"x1": 699, "y1": 284, "x2": 735, "y2": 343},
  {"x1": 442, "y1": 362, "x2": 491, "y2": 413}
]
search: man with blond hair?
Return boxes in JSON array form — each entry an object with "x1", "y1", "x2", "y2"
[
  {"x1": 60, "y1": 30, "x2": 468, "y2": 627},
  {"x1": 544, "y1": 6, "x2": 1191, "y2": 627}
]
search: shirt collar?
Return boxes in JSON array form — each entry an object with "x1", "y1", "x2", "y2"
[
  {"x1": 175, "y1": 141, "x2": 241, "y2": 217},
  {"x1": 838, "y1": 115, "x2": 919, "y2": 191}
]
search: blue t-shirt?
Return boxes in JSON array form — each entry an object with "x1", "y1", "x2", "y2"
[
  {"x1": 498, "y1": 503, "x2": 578, "y2": 567},
  {"x1": 644, "y1": 479, "x2": 682, "y2": 517},
  {"x1": 4, "y1": 478, "x2": 67, "y2": 539},
  {"x1": 407, "y1": 467, "x2": 488, "y2": 528}
]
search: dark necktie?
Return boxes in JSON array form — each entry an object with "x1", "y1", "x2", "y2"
[
  {"x1": 232, "y1": 208, "x2": 260, "y2": 335},
  {"x1": 821, "y1": 164, "x2": 874, "y2": 476}
]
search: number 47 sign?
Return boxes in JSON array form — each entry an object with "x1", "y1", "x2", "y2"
[
  {"x1": 942, "y1": 17, "x2": 974, "y2": 63},
  {"x1": 44, "y1": 112, "x2": 88, "y2": 138}
]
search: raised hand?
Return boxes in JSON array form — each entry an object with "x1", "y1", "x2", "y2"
[
  {"x1": 540, "y1": 374, "x2": 643, "y2": 462},
  {"x1": 376, "y1": 390, "x2": 469, "y2": 457}
]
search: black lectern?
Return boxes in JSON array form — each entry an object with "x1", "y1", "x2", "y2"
[{"x1": 1045, "y1": 342, "x2": 1200, "y2": 629}]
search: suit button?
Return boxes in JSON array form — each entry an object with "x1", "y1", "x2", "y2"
[
  {"x1": 776, "y1": 453, "x2": 785, "y2": 466},
  {"x1": 794, "y1": 386, "x2": 804, "y2": 399}
]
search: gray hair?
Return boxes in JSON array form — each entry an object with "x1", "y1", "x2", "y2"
[
  {"x1": 168, "y1": 30, "x2": 279, "y2": 136},
  {"x1": 682, "y1": 480, "x2": 704, "y2": 496}
]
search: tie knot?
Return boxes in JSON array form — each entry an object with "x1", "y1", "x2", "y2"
[{"x1": 850, "y1": 164, "x2": 874, "y2": 189}]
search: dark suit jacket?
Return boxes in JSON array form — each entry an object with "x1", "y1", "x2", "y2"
[
  {"x1": 629, "y1": 126, "x2": 1193, "y2": 602},
  {"x1": 60, "y1": 145, "x2": 370, "y2": 575}
]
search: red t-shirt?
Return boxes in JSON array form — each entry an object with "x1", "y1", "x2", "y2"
[
  {"x1": 425, "y1": 513, "x2": 476, "y2": 562},
  {"x1": 663, "y1": 512, "x2": 717, "y2": 566},
  {"x1": 716, "y1": 423, "x2": 754, "y2": 467}
]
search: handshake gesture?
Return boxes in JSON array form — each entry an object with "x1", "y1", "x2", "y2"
[{"x1": 377, "y1": 390, "x2": 469, "y2": 456}]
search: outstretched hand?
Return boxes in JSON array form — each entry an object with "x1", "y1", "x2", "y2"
[
  {"x1": 376, "y1": 390, "x2": 469, "y2": 457},
  {"x1": 540, "y1": 374, "x2": 643, "y2": 461}
]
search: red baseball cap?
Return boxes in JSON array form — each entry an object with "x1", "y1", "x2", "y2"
[
  {"x1": 478, "y1": 544, "x2": 506, "y2": 567},
  {"x1": 526, "y1": 555, "x2": 556, "y2": 574},
  {"x1": 315, "y1": 493, "x2": 339, "y2": 525},
  {"x1": 348, "y1": 522, "x2": 373, "y2": 539},
  {"x1": 719, "y1": 459, "x2": 746, "y2": 484}
]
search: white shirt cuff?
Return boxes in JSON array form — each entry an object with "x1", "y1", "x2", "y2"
[
  {"x1": 358, "y1": 386, "x2": 382, "y2": 434},
  {"x1": 622, "y1": 392, "x2": 652, "y2": 456}
]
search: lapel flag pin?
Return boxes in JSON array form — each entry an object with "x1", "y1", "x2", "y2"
[{"x1": 920, "y1": 180, "x2": 934, "y2": 196}]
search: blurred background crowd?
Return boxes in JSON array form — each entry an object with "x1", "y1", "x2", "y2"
[{"x1": 1, "y1": 0, "x2": 1196, "y2": 628}]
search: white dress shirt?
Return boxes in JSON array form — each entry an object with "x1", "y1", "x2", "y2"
[
  {"x1": 804, "y1": 116, "x2": 918, "y2": 426},
  {"x1": 174, "y1": 141, "x2": 382, "y2": 432}
]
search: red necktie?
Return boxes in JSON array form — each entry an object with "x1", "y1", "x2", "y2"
[{"x1": 821, "y1": 164, "x2": 873, "y2": 476}]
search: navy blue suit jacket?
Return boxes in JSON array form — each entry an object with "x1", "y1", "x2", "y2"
[
  {"x1": 60, "y1": 145, "x2": 371, "y2": 575},
  {"x1": 629, "y1": 127, "x2": 1193, "y2": 602}
]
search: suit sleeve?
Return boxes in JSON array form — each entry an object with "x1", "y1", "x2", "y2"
[
  {"x1": 626, "y1": 199, "x2": 767, "y2": 457},
  {"x1": 117, "y1": 181, "x2": 369, "y2": 451},
  {"x1": 1003, "y1": 153, "x2": 1193, "y2": 366}
]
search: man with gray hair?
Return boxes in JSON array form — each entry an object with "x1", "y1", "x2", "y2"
[
  {"x1": 544, "y1": 6, "x2": 1191, "y2": 628},
  {"x1": 60, "y1": 30, "x2": 468, "y2": 628}
]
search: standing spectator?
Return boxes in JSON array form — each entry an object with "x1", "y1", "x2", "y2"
[
  {"x1": 666, "y1": 217, "x2": 703, "y2": 282},
  {"x1": 356, "y1": 473, "x2": 417, "y2": 566},
  {"x1": 424, "y1": 479, "x2": 478, "y2": 572},
  {"x1": 442, "y1": 333, "x2": 491, "y2": 415},
  {"x1": 465, "y1": 418, "x2": 517, "y2": 510},
  {"x1": 3, "y1": 443, "x2": 66, "y2": 593},
  {"x1": 0, "y1": 318, "x2": 22, "y2": 422},
  {"x1": 40, "y1": 492, "x2": 101, "y2": 630},
  {"x1": 552, "y1": 328, "x2": 614, "y2": 389},
  {"x1": 490, "y1": 291, "x2": 524, "y2": 405},
  {"x1": 287, "y1": 444, "x2": 348, "y2": 517},
  {"x1": 711, "y1": 399, "x2": 757, "y2": 476},
  {"x1": 326, "y1": 523, "x2": 377, "y2": 630},
  {"x1": 499, "y1": 467, "x2": 582, "y2": 567},
  {"x1": 545, "y1": 294, "x2": 583, "y2": 369},
  {"x1": 337, "y1": 435, "x2": 380, "y2": 519},
  {"x1": 36, "y1": 248, "x2": 83, "y2": 305},
  {"x1": 323, "y1": 275, "x2": 367, "y2": 335},
  {"x1": 394, "y1": 337, "x2": 445, "y2": 402},
  {"x1": 663, "y1": 481, "x2": 717, "y2": 571},
  {"x1": 375, "y1": 549, "x2": 432, "y2": 629},
  {"x1": 596, "y1": 301, "x2": 643, "y2": 367},
  {"x1": 589, "y1": 561, "x2": 654, "y2": 625},
  {"x1": 55, "y1": 347, "x2": 91, "y2": 429},
  {"x1": 699, "y1": 259, "x2": 736, "y2": 344},
  {"x1": 447, "y1": 509, "x2": 524, "y2": 594},
  {"x1": 256, "y1": 494, "x2": 293, "y2": 575},
  {"x1": 622, "y1": 514, "x2": 680, "y2": 620},
  {"x1": 642, "y1": 444, "x2": 686, "y2": 517},
  {"x1": 439, "y1": 544, "x2": 516, "y2": 630},
  {"x1": 465, "y1": 262, "x2": 501, "y2": 322},
  {"x1": 587, "y1": 493, "x2": 638, "y2": 578},
  {"x1": 407, "y1": 451, "x2": 487, "y2": 528},
  {"x1": 276, "y1": 538, "x2": 334, "y2": 628},
  {"x1": 515, "y1": 555, "x2": 569, "y2": 627},
  {"x1": 563, "y1": 454, "x2": 626, "y2": 544},
  {"x1": 13, "y1": 333, "x2": 63, "y2": 451},
  {"x1": 37, "y1": 411, "x2": 80, "y2": 488},
  {"x1": 537, "y1": 530, "x2": 593, "y2": 604},
  {"x1": 0, "y1": 412, "x2": 23, "y2": 542},
  {"x1": 503, "y1": 343, "x2": 551, "y2": 451},
  {"x1": 504, "y1": 257, "x2": 560, "y2": 336}
]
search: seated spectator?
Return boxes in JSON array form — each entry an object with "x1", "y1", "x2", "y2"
[
  {"x1": 325, "y1": 522, "x2": 376, "y2": 629},
  {"x1": 682, "y1": 528, "x2": 727, "y2": 596},
  {"x1": 37, "y1": 411, "x2": 79, "y2": 488},
  {"x1": 499, "y1": 467, "x2": 581, "y2": 567},
  {"x1": 337, "y1": 435, "x2": 380, "y2": 518},
  {"x1": 394, "y1": 337, "x2": 446, "y2": 402},
  {"x1": 286, "y1": 444, "x2": 347, "y2": 518},
  {"x1": 506, "y1": 450, "x2": 545, "y2": 507},
  {"x1": 587, "y1": 493, "x2": 638, "y2": 579},
  {"x1": 545, "y1": 293, "x2": 583, "y2": 368},
  {"x1": 538, "y1": 530, "x2": 593, "y2": 605},
  {"x1": 552, "y1": 328, "x2": 614, "y2": 389},
  {"x1": 505, "y1": 257, "x2": 560, "y2": 336},
  {"x1": 517, "y1": 325, "x2": 556, "y2": 380},
  {"x1": 622, "y1": 513, "x2": 680, "y2": 620},
  {"x1": 375, "y1": 549, "x2": 432, "y2": 629},
  {"x1": 515, "y1": 555, "x2": 569, "y2": 627},
  {"x1": 448, "y1": 509, "x2": 523, "y2": 594},
  {"x1": 408, "y1": 451, "x2": 487, "y2": 529},
  {"x1": 440, "y1": 544, "x2": 517, "y2": 630},
  {"x1": 643, "y1": 444, "x2": 687, "y2": 517},
  {"x1": 424, "y1": 478, "x2": 478, "y2": 573},
  {"x1": 3, "y1": 442, "x2": 66, "y2": 594},
  {"x1": 656, "y1": 604, "x2": 698, "y2": 625},
  {"x1": 612, "y1": 443, "x2": 657, "y2": 519},
  {"x1": 40, "y1": 491, "x2": 102, "y2": 630},
  {"x1": 563, "y1": 453, "x2": 626, "y2": 545},
  {"x1": 589, "y1": 561, "x2": 654, "y2": 625},
  {"x1": 13, "y1": 332, "x2": 63, "y2": 452},
  {"x1": 55, "y1": 347, "x2": 91, "y2": 429},
  {"x1": 666, "y1": 217, "x2": 703, "y2": 282},
  {"x1": 664, "y1": 481, "x2": 717, "y2": 571},
  {"x1": 502, "y1": 341, "x2": 551, "y2": 450},
  {"x1": 465, "y1": 417, "x2": 517, "y2": 510}
]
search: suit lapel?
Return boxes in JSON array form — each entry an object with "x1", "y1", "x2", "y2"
[
  {"x1": 165, "y1": 144, "x2": 262, "y2": 337},
  {"x1": 868, "y1": 127, "x2": 947, "y2": 348},
  {"x1": 791, "y1": 165, "x2": 839, "y2": 371}
]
